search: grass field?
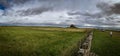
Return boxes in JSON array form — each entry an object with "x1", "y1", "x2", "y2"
[
  {"x1": 91, "y1": 30, "x2": 120, "y2": 56},
  {"x1": 0, "y1": 26, "x2": 88, "y2": 56}
]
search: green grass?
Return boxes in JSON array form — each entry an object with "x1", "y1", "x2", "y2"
[
  {"x1": 91, "y1": 30, "x2": 120, "y2": 56},
  {"x1": 0, "y1": 26, "x2": 87, "y2": 56}
]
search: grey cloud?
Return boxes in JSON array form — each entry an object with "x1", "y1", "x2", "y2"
[
  {"x1": 67, "y1": 11, "x2": 104, "y2": 18},
  {"x1": 96, "y1": 2, "x2": 112, "y2": 14},
  {"x1": 68, "y1": 2, "x2": 120, "y2": 18},
  {"x1": 67, "y1": 11, "x2": 82, "y2": 15},
  {"x1": 1, "y1": 0, "x2": 81, "y2": 16},
  {"x1": 96, "y1": 2, "x2": 120, "y2": 16},
  {"x1": 0, "y1": 0, "x2": 27, "y2": 8},
  {"x1": 17, "y1": 7, "x2": 53, "y2": 16},
  {"x1": 111, "y1": 3, "x2": 120, "y2": 14},
  {"x1": 0, "y1": 0, "x2": 120, "y2": 28},
  {"x1": 0, "y1": 0, "x2": 10, "y2": 8},
  {"x1": 12, "y1": 0, "x2": 30, "y2": 4}
]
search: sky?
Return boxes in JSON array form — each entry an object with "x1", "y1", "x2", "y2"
[{"x1": 0, "y1": 0, "x2": 120, "y2": 28}]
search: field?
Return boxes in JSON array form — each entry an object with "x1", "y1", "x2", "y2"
[
  {"x1": 91, "y1": 30, "x2": 120, "y2": 56},
  {"x1": 0, "y1": 26, "x2": 88, "y2": 56}
]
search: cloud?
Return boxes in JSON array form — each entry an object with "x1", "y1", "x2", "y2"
[
  {"x1": 0, "y1": 0, "x2": 120, "y2": 28},
  {"x1": 12, "y1": 0, "x2": 30, "y2": 4},
  {"x1": 111, "y1": 3, "x2": 120, "y2": 14},
  {"x1": 0, "y1": 0, "x2": 9, "y2": 8},
  {"x1": 66, "y1": 2, "x2": 120, "y2": 27},
  {"x1": 67, "y1": 11, "x2": 82, "y2": 15},
  {"x1": 15, "y1": 7, "x2": 53, "y2": 16}
]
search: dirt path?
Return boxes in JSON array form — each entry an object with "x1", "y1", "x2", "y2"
[{"x1": 77, "y1": 31, "x2": 97, "y2": 56}]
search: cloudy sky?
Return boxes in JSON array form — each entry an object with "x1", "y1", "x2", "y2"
[{"x1": 0, "y1": 0, "x2": 120, "y2": 28}]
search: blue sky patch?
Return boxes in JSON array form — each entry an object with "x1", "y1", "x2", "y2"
[{"x1": 0, "y1": 4, "x2": 6, "y2": 10}]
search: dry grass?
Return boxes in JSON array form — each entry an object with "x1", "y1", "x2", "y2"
[{"x1": 32, "y1": 27, "x2": 87, "y2": 32}]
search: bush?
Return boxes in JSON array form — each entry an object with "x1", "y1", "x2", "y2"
[{"x1": 70, "y1": 24, "x2": 77, "y2": 28}]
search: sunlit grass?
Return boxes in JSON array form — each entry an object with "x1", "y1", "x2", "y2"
[{"x1": 0, "y1": 26, "x2": 87, "y2": 56}]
